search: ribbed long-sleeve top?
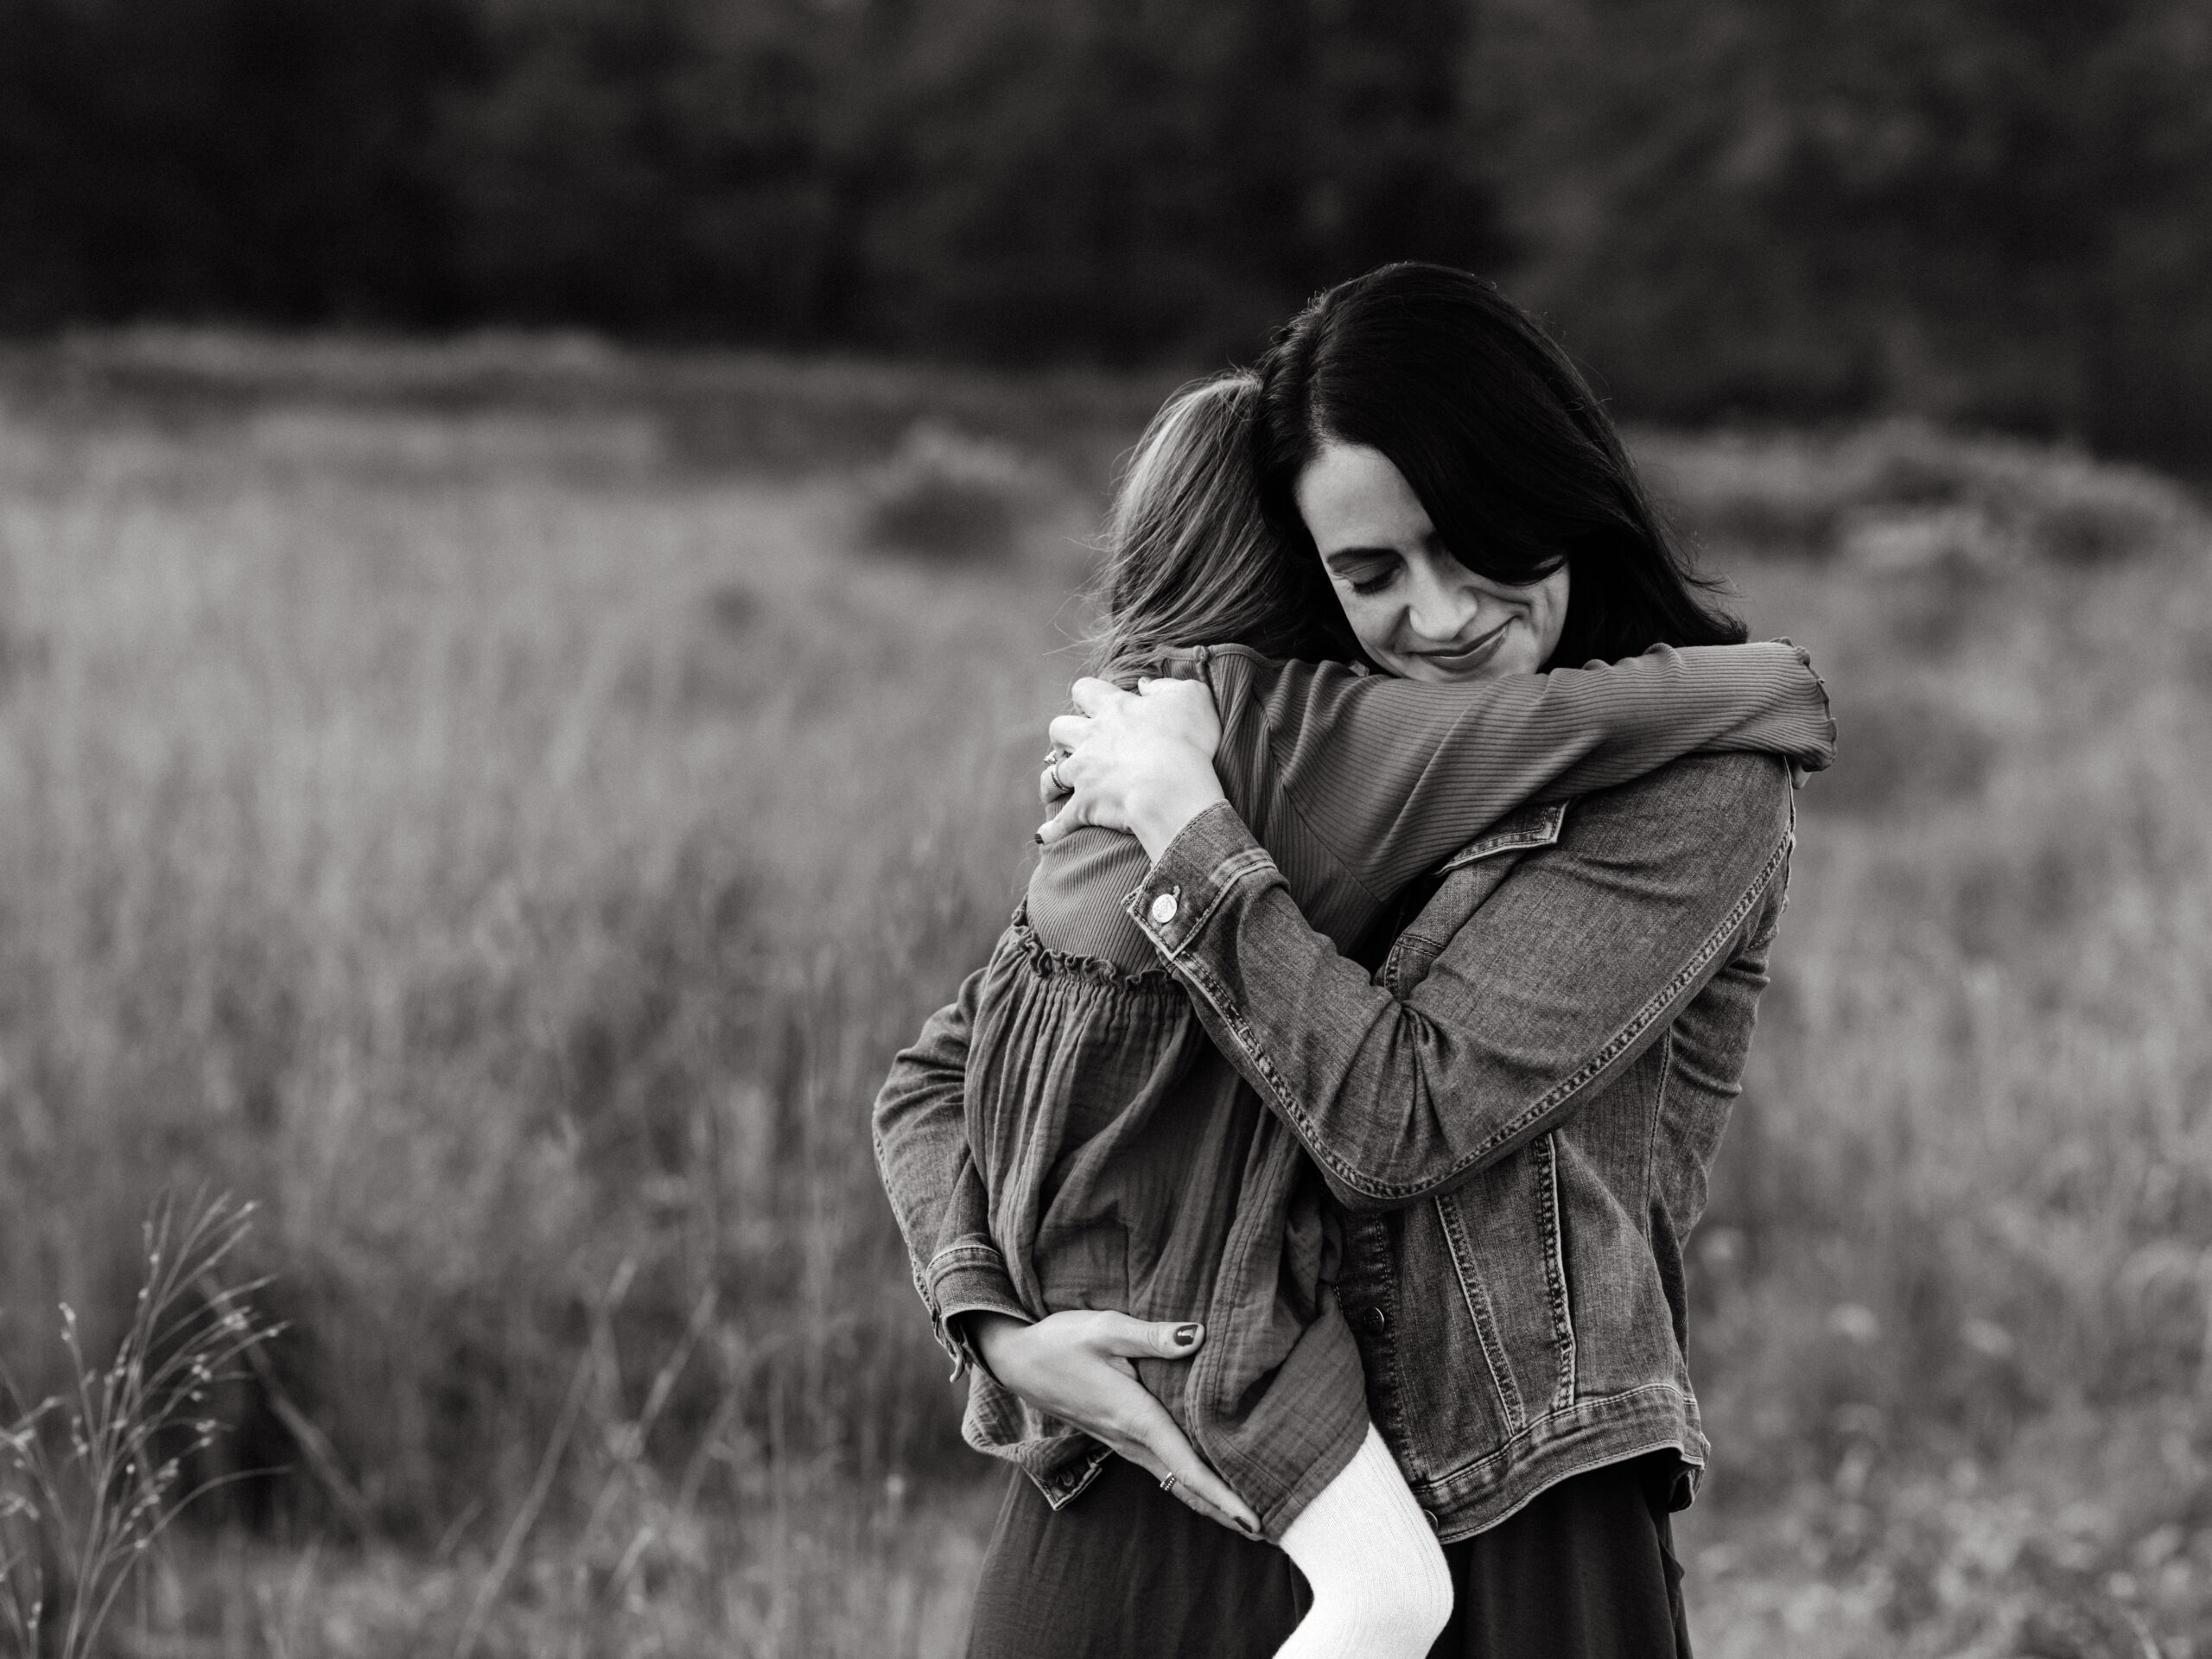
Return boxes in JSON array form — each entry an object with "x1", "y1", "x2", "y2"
[{"x1": 1027, "y1": 639, "x2": 1836, "y2": 970}]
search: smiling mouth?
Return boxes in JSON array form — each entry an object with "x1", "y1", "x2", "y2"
[{"x1": 1413, "y1": 619, "x2": 1513, "y2": 671}]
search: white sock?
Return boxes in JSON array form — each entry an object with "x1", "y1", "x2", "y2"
[{"x1": 1273, "y1": 1422, "x2": 1454, "y2": 1659}]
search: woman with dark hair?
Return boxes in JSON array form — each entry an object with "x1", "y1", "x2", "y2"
[
  {"x1": 876, "y1": 264, "x2": 1831, "y2": 1656},
  {"x1": 1248, "y1": 260, "x2": 1747, "y2": 670}
]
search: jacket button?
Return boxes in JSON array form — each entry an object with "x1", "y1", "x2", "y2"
[
  {"x1": 1423, "y1": 1508, "x2": 1441, "y2": 1532},
  {"x1": 1150, "y1": 892, "x2": 1179, "y2": 925},
  {"x1": 1363, "y1": 1306, "x2": 1388, "y2": 1335}
]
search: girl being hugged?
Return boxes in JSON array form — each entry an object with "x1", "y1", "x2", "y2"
[{"x1": 893, "y1": 372, "x2": 1833, "y2": 1658}]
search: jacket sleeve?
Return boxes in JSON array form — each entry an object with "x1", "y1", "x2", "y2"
[
  {"x1": 1123, "y1": 753, "x2": 1796, "y2": 1213},
  {"x1": 1237, "y1": 639, "x2": 1831, "y2": 904},
  {"x1": 870, "y1": 953, "x2": 1031, "y2": 1374}
]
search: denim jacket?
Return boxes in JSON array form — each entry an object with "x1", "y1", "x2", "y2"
[
  {"x1": 875, "y1": 741, "x2": 1815, "y2": 1541},
  {"x1": 1122, "y1": 753, "x2": 1802, "y2": 1537}
]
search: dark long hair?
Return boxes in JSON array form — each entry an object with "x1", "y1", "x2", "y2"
[{"x1": 1253, "y1": 263, "x2": 1745, "y2": 666}]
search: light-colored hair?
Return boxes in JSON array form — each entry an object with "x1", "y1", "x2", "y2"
[{"x1": 1085, "y1": 372, "x2": 1319, "y2": 685}]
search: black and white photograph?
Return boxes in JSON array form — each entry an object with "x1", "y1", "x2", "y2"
[{"x1": 0, "y1": 2, "x2": 2208, "y2": 1655}]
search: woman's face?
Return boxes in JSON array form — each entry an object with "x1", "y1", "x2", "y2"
[{"x1": 1296, "y1": 441, "x2": 1569, "y2": 683}]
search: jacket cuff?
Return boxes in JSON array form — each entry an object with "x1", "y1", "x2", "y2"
[
  {"x1": 1124, "y1": 801, "x2": 1281, "y2": 962},
  {"x1": 1033, "y1": 1444, "x2": 1116, "y2": 1510},
  {"x1": 921, "y1": 1243, "x2": 1028, "y2": 1379}
]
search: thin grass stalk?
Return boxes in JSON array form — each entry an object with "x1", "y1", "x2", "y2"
[
  {"x1": 0, "y1": 1190, "x2": 276, "y2": 1659},
  {"x1": 451, "y1": 1258, "x2": 639, "y2": 1659}
]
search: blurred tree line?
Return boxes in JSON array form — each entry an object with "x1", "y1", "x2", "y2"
[{"x1": 1, "y1": 0, "x2": 2207, "y2": 466}]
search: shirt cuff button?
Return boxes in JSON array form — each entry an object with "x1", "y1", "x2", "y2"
[{"x1": 1149, "y1": 892, "x2": 1179, "y2": 925}]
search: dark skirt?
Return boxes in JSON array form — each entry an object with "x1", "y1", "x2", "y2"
[{"x1": 964, "y1": 1452, "x2": 1691, "y2": 1659}]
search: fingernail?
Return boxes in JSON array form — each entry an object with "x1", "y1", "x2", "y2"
[
  {"x1": 1173, "y1": 1324, "x2": 1201, "y2": 1347},
  {"x1": 1236, "y1": 1516, "x2": 1261, "y2": 1537}
]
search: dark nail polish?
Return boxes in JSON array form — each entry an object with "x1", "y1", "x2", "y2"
[{"x1": 1173, "y1": 1323, "x2": 1201, "y2": 1347}]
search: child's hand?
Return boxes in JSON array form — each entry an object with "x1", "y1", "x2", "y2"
[{"x1": 1039, "y1": 677, "x2": 1227, "y2": 861}]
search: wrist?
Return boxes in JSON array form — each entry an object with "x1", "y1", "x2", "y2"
[
  {"x1": 965, "y1": 1311, "x2": 1031, "y2": 1382},
  {"x1": 1132, "y1": 777, "x2": 1228, "y2": 863}
]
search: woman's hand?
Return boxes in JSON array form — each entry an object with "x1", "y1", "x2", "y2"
[
  {"x1": 1038, "y1": 677, "x2": 1227, "y2": 860},
  {"x1": 967, "y1": 1310, "x2": 1263, "y2": 1536}
]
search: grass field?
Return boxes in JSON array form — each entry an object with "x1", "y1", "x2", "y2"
[{"x1": 0, "y1": 334, "x2": 2208, "y2": 1656}]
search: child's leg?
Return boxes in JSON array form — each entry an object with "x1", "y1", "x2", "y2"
[{"x1": 1274, "y1": 1421, "x2": 1453, "y2": 1659}]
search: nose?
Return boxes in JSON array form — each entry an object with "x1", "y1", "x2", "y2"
[{"x1": 1400, "y1": 558, "x2": 1481, "y2": 644}]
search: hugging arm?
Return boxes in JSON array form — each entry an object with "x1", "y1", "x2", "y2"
[
  {"x1": 1242, "y1": 639, "x2": 1831, "y2": 906},
  {"x1": 1124, "y1": 753, "x2": 1796, "y2": 1213},
  {"x1": 1045, "y1": 640, "x2": 1830, "y2": 938}
]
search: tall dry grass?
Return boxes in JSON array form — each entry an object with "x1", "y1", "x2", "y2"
[
  {"x1": 1643, "y1": 425, "x2": 2212, "y2": 1656},
  {"x1": 0, "y1": 361, "x2": 1101, "y2": 1652},
  {"x1": 0, "y1": 344, "x2": 2206, "y2": 1655}
]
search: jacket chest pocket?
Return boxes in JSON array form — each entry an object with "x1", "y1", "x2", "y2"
[{"x1": 1382, "y1": 804, "x2": 1567, "y2": 997}]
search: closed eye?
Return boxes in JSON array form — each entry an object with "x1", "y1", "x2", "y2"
[{"x1": 1327, "y1": 553, "x2": 1401, "y2": 594}]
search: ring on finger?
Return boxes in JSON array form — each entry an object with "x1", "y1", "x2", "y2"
[
  {"x1": 1046, "y1": 754, "x2": 1069, "y2": 794},
  {"x1": 1159, "y1": 1471, "x2": 1178, "y2": 1496}
]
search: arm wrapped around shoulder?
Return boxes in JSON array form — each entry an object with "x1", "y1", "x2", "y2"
[{"x1": 1128, "y1": 751, "x2": 1798, "y2": 1211}]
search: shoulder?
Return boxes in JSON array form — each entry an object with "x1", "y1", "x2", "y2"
[
  {"x1": 1179, "y1": 645, "x2": 1370, "y2": 732},
  {"x1": 1184, "y1": 644, "x2": 1370, "y2": 686}
]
